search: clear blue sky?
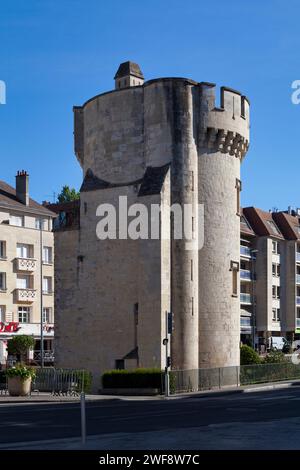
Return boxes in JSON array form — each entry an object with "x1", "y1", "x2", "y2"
[{"x1": 0, "y1": 0, "x2": 299, "y2": 210}]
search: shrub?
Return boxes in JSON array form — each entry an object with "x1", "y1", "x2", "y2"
[
  {"x1": 7, "y1": 335, "x2": 35, "y2": 359},
  {"x1": 6, "y1": 364, "x2": 36, "y2": 381},
  {"x1": 76, "y1": 370, "x2": 92, "y2": 393},
  {"x1": 263, "y1": 349, "x2": 287, "y2": 364},
  {"x1": 102, "y1": 368, "x2": 163, "y2": 390},
  {"x1": 240, "y1": 345, "x2": 261, "y2": 365}
]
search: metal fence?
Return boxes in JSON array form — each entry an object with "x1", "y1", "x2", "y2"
[
  {"x1": 0, "y1": 368, "x2": 88, "y2": 396},
  {"x1": 170, "y1": 363, "x2": 300, "y2": 394},
  {"x1": 170, "y1": 366, "x2": 239, "y2": 394},
  {"x1": 240, "y1": 362, "x2": 300, "y2": 385},
  {"x1": 32, "y1": 368, "x2": 87, "y2": 395}
]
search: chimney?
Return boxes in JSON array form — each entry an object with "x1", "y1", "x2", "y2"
[{"x1": 16, "y1": 170, "x2": 29, "y2": 205}]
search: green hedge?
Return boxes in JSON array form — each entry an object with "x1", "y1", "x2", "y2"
[
  {"x1": 77, "y1": 370, "x2": 93, "y2": 393},
  {"x1": 102, "y1": 368, "x2": 164, "y2": 390}
]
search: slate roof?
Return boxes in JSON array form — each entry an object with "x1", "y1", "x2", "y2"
[
  {"x1": 114, "y1": 61, "x2": 144, "y2": 80},
  {"x1": 273, "y1": 211, "x2": 300, "y2": 241},
  {"x1": 243, "y1": 207, "x2": 284, "y2": 239},
  {"x1": 80, "y1": 164, "x2": 170, "y2": 196},
  {"x1": 138, "y1": 164, "x2": 170, "y2": 197},
  {"x1": 80, "y1": 169, "x2": 143, "y2": 192},
  {"x1": 0, "y1": 180, "x2": 55, "y2": 217},
  {"x1": 240, "y1": 208, "x2": 255, "y2": 237}
]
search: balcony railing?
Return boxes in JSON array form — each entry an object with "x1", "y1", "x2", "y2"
[
  {"x1": 15, "y1": 288, "x2": 37, "y2": 302},
  {"x1": 240, "y1": 269, "x2": 252, "y2": 281},
  {"x1": 296, "y1": 275, "x2": 300, "y2": 285},
  {"x1": 240, "y1": 317, "x2": 251, "y2": 327},
  {"x1": 33, "y1": 350, "x2": 54, "y2": 362},
  {"x1": 297, "y1": 318, "x2": 300, "y2": 328},
  {"x1": 15, "y1": 257, "x2": 37, "y2": 272},
  {"x1": 297, "y1": 297, "x2": 300, "y2": 306},
  {"x1": 296, "y1": 252, "x2": 300, "y2": 263},
  {"x1": 240, "y1": 293, "x2": 252, "y2": 304},
  {"x1": 240, "y1": 246, "x2": 251, "y2": 257}
]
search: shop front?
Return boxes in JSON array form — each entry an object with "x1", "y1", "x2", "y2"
[{"x1": 0, "y1": 321, "x2": 54, "y2": 366}]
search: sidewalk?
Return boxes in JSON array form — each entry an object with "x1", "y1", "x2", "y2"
[
  {"x1": 1, "y1": 378, "x2": 300, "y2": 404},
  {"x1": 169, "y1": 377, "x2": 300, "y2": 399},
  {"x1": 0, "y1": 391, "x2": 166, "y2": 404}
]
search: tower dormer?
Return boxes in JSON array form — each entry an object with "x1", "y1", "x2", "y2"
[{"x1": 114, "y1": 61, "x2": 144, "y2": 90}]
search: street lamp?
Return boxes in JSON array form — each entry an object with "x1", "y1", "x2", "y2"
[{"x1": 39, "y1": 218, "x2": 44, "y2": 368}]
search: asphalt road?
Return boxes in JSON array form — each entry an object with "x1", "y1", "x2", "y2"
[{"x1": 2, "y1": 388, "x2": 300, "y2": 449}]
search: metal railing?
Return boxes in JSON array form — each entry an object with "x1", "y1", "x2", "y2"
[
  {"x1": 296, "y1": 274, "x2": 300, "y2": 284},
  {"x1": 170, "y1": 362, "x2": 300, "y2": 394},
  {"x1": 297, "y1": 318, "x2": 300, "y2": 328},
  {"x1": 240, "y1": 269, "x2": 252, "y2": 280},
  {"x1": 240, "y1": 317, "x2": 251, "y2": 327},
  {"x1": 240, "y1": 362, "x2": 300, "y2": 385},
  {"x1": 240, "y1": 293, "x2": 252, "y2": 304},
  {"x1": 170, "y1": 367, "x2": 239, "y2": 394},
  {"x1": 0, "y1": 368, "x2": 90, "y2": 397},
  {"x1": 33, "y1": 350, "x2": 54, "y2": 362},
  {"x1": 240, "y1": 246, "x2": 251, "y2": 257},
  {"x1": 32, "y1": 368, "x2": 88, "y2": 396},
  {"x1": 296, "y1": 252, "x2": 300, "y2": 263}
]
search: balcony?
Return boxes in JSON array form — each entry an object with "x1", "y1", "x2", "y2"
[
  {"x1": 297, "y1": 318, "x2": 300, "y2": 328},
  {"x1": 240, "y1": 293, "x2": 252, "y2": 304},
  {"x1": 15, "y1": 288, "x2": 37, "y2": 303},
  {"x1": 240, "y1": 246, "x2": 251, "y2": 258},
  {"x1": 240, "y1": 269, "x2": 252, "y2": 281},
  {"x1": 15, "y1": 257, "x2": 37, "y2": 272},
  {"x1": 297, "y1": 252, "x2": 300, "y2": 263},
  {"x1": 297, "y1": 297, "x2": 300, "y2": 306},
  {"x1": 297, "y1": 275, "x2": 300, "y2": 285},
  {"x1": 240, "y1": 316, "x2": 251, "y2": 327}
]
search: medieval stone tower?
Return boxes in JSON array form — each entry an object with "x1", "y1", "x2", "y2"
[{"x1": 54, "y1": 61, "x2": 250, "y2": 387}]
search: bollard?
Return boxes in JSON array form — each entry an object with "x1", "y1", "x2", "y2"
[{"x1": 80, "y1": 391, "x2": 86, "y2": 446}]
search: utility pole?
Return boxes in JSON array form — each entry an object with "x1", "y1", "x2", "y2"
[
  {"x1": 163, "y1": 311, "x2": 173, "y2": 397},
  {"x1": 164, "y1": 311, "x2": 169, "y2": 397},
  {"x1": 40, "y1": 219, "x2": 44, "y2": 368}
]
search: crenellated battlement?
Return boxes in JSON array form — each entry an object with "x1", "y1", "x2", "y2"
[{"x1": 198, "y1": 82, "x2": 250, "y2": 159}]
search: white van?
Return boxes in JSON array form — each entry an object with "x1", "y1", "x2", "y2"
[{"x1": 267, "y1": 336, "x2": 286, "y2": 351}]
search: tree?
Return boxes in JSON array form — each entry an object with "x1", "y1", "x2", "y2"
[
  {"x1": 57, "y1": 185, "x2": 80, "y2": 203},
  {"x1": 7, "y1": 335, "x2": 35, "y2": 364},
  {"x1": 240, "y1": 344, "x2": 261, "y2": 365}
]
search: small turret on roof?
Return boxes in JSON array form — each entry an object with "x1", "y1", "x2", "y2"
[{"x1": 114, "y1": 61, "x2": 144, "y2": 90}]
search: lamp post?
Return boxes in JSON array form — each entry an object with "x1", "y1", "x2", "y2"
[
  {"x1": 251, "y1": 249, "x2": 258, "y2": 350},
  {"x1": 39, "y1": 218, "x2": 44, "y2": 368}
]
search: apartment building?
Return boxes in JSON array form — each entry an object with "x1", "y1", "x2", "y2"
[
  {"x1": 240, "y1": 207, "x2": 300, "y2": 350},
  {"x1": 273, "y1": 209, "x2": 300, "y2": 342},
  {"x1": 243, "y1": 207, "x2": 284, "y2": 350},
  {"x1": 240, "y1": 210, "x2": 256, "y2": 344},
  {"x1": 0, "y1": 171, "x2": 56, "y2": 365}
]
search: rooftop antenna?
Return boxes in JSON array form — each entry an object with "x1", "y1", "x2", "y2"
[{"x1": 44, "y1": 191, "x2": 56, "y2": 203}]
